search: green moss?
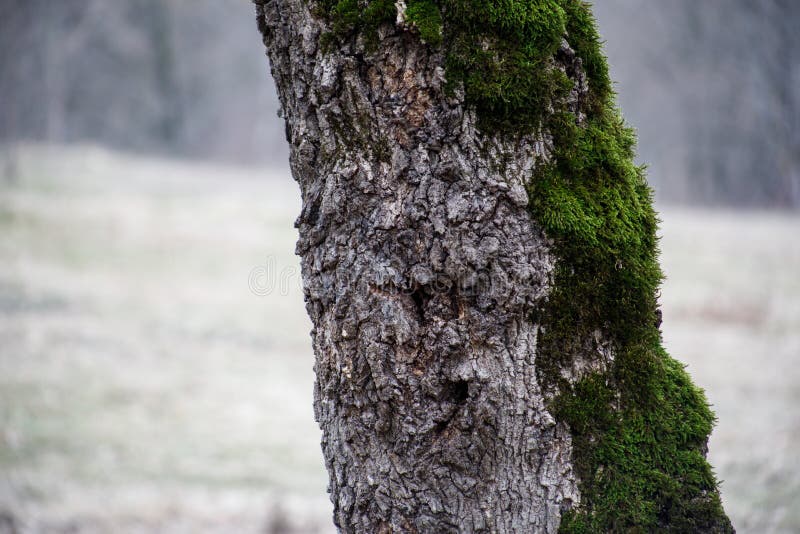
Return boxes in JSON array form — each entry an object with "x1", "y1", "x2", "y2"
[
  {"x1": 330, "y1": 0, "x2": 360, "y2": 34},
  {"x1": 319, "y1": 0, "x2": 584, "y2": 130},
  {"x1": 317, "y1": 0, "x2": 732, "y2": 530},
  {"x1": 406, "y1": 0, "x2": 443, "y2": 45},
  {"x1": 520, "y1": 5, "x2": 732, "y2": 532},
  {"x1": 363, "y1": 0, "x2": 398, "y2": 34},
  {"x1": 559, "y1": 0, "x2": 611, "y2": 112},
  {"x1": 443, "y1": 0, "x2": 571, "y2": 131},
  {"x1": 318, "y1": 0, "x2": 396, "y2": 49}
]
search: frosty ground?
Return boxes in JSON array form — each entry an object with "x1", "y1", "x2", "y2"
[{"x1": 1, "y1": 145, "x2": 798, "y2": 533}]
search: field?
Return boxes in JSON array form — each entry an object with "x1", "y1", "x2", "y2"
[{"x1": 1, "y1": 145, "x2": 798, "y2": 533}]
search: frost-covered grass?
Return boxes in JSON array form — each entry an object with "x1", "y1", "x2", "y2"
[
  {"x1": 0, "y1": 145, "x2": 330, "y2": 533},
  {"x1": 659, "y1": 208, "x2": 800, "y2": 533},
  {"x1": 0, "y1": 144, "x2": 798, "y2": 532}
]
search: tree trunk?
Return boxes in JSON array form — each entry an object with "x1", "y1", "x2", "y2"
[{"x1": 254, "y1": 1, "x2": 733, "y2": 532}]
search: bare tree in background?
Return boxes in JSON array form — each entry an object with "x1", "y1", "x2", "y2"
[{"x1": 255, "y1": 0, "x2": 733, "y2": 532}]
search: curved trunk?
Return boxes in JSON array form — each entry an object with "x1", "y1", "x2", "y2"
[
  {"x1": 256, "y1": 4, "x2": 578, "y2": 530},
  {"x1": 254, "y1": 1, "x2": 732, "y2": 532}
]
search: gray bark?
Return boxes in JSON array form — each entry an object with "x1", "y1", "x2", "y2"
[{"x1": 255, "y1": 3, "x2": 584, "y2": 531}]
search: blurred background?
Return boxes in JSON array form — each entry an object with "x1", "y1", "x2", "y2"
[{"x1": 0, "y1": 0, "x2": 798, "y2": 532}]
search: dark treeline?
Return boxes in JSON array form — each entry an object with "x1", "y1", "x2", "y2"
[{"x1": 1, "y1": 0, "x2": 798, "y2": 208}]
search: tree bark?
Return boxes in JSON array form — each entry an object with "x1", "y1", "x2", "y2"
[{"x1": 254, "y1": 2, "x2": 732, "y2": 532}]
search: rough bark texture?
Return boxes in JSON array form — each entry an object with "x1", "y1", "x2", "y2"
[
  {"x1": 255, "y1": 3, "x2": 582, "y2": 532},
  {"x1": 254, "y1": 1, "x2": 732, "y2": 532}
]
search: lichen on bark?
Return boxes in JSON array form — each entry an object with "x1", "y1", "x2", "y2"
[{"x1": 255, "y1": 0, "x2": 733, "y2": 531}]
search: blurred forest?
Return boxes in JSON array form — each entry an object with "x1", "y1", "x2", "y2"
[
  {"x1": 1, "y1": 0, "x2": 798, "y2": 208},
  {"x1": 593, "y1": 0, "x2": 800, "y2": 208},
  {"x1": 0, "y1": 0, "x2": 284, "y2": 163}
]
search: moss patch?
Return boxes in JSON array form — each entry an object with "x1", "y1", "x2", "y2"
[
  {"x1": 442, "y1": 0, "x2": 570, "y2": 130},
  {"x1": 521, "y1": 5, "x2": 731, "y2": 530},
  {"x1": 317, "y1": 0, "x2": 732, "y2": 530},
  {"x1": 318, "y1": 0, "x2": 396, "y2": 47},
  {"x1": 406, "y1": 0, "x2": 444, "y2": 45}
]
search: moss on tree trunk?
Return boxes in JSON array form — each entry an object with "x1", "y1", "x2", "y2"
[{"x1": 256, "y1": 0, "x2": 733, "y2": 531}]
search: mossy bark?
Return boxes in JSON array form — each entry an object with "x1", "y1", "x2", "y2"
[{"x1": 254, "y1": 1, "x2": 733, "y2": 532}]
